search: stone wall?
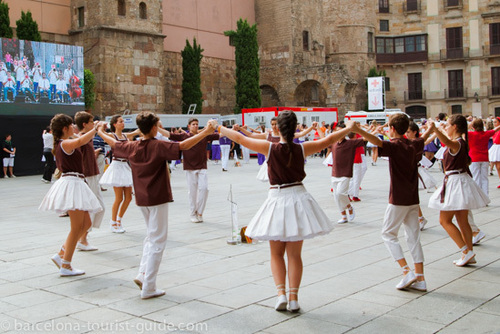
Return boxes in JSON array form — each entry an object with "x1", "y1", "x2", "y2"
[
  {"x1": 163, "y1": 51, "x2": 237, "y2": 115},
  {"x1": 256, "y1": 0, "x2": 367, "y2": 117},
  {"x1": 70, "y1": 0, "x2": 162, "y2": 34},
  {"x1": 72, "y1": 28, "x2": 165, "y2": 116}
]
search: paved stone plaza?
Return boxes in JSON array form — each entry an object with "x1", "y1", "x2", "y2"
[{"x1": 0, "y1": 157, "x2": 499, "y2": 333}]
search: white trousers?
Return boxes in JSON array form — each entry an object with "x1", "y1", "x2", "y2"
[
  {"x1": 331, "y1": 177, "x2": 351, "y2": 212},
  {"x1": 138, "y1": 202, "x2": 169, "y2": 294},
  {"x1": 241, "y1": 145, "x2": 250, "y2": 163},
  {"x1": 220, "y1": 145, "x2": 231, "y2": 169},
  {"x1": 468, "y1": 210, "x2": 479, "y2": 233},
  {"x1": 381, "y1": 204, "x2": 424, "y2": 263},
  {"x1": 470, "y1": 161, "x2": 489, "y2": 195},
  {"x1": 96, "y1": 154, "x2": 105, "y2": 176},
  {"x1": 86, "y1": 175, "x2": 105, "y2": 229},
  {"x1": 186, "y1": 169, "x2": 209, "y2": 216},
  {"x1": 349, "y1": 156, "x2": 367, "y2": 197}
]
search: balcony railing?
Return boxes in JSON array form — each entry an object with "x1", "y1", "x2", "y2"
[
  {"x1": 379, "y1": 6, "x2": 390, "y2": 13},
  {"x1": 440, "y1": 47, "x2": 469, "y2": 61},
  {"x1": 443, "y1": 0, "x2": 463, "y2": 10},
  {"x1": 404, "y1": 90, "x2": 426, "y2": 103},
  {"x1": 404, "y1": 0, "x2": 421, "y2": 15},
  {"x1": 445, "y1": 87, "x2": 467, "y2": 100},
  {"x1": 488, "y1": 86, "x2": 500, "y2": 98},
  {"x1": 489, "y1": 44, "x2": 500, "y2": 56},
  {"x1": 376, "y1": 51, "x2": 428, "y2": 64}
]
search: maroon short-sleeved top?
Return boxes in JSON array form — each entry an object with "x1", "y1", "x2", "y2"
[
  {"x1": 378, "y1": 137, "x2": 424, "y2": 205},
  {"x1": 169, "y1": 133, "x2": 219, "y2": 170},
  {"x1": 330, "y1": 138, "x2": 365, "y2": 178},
  {"x1": 443, "y1": 138, "x2": 470, "y2": 173},
  {"x1": 55, "y1": 140, "x2": 84, "y2": 174},
  {"x1": 80, "y1": 141, "x2": 99, "y2": 177},
  {"x1": 114, "y1": 139, "x2": 181, "y2": 206}
]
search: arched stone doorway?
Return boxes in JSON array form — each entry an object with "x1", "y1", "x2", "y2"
[
  {"x1": 260, "y1": 85, "x2": 280, "y2": 107},
  {"x1": 294, "y1": 80, "x2": 326, "y2": 106},
  {"x1": 405, "y1": 105, "x2": 427, "y2": 120}
]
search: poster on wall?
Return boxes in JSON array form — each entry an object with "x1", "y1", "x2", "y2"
[
  {"x1": 367, "y1": 77, "x2": 384, "y2": 111},
  {"x1": 0, "y1": 37, "x2": 84, "y2": 116}
]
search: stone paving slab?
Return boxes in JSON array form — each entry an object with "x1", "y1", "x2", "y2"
[{"x1": 0, "y1": 157, "x2": 499, "y2": 333}]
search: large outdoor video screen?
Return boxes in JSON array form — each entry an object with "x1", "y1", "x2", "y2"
[{"x1": 0, "y1": 37, "x2": 84, "y2": 116}]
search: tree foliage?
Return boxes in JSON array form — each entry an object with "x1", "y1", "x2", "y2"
[
  {"x1": 367, "y1": 67, "x2": 386, "y2": 79},
  {"x1": 16, "y1": 10, "x2": 41, "y2": 42},
  {"x1": 224, "y1": 19, "x2": 260, "y2": 114},
  {"x1": 0, "y1": 0, "x2": 13, "y2": 38},
  {"x1": 181, "y1": 38, "x2": 204, "y2": 114},
  {"x1": 84, "y1": 69, "x2": 96, "y2": 111}
]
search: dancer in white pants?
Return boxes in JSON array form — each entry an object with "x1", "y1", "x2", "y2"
[
  {"x1": 351, "y1": 115, "x2": 432, "y2": 291},
  {"x1": 98, "y1": 112, "x2": 216, "y2": 299},
  {"x1": 220, "y1": 136, "x2": 231, "y2": 171},
  {"x1": 168, "y1": 118, "x2": 220, "y2": 223}
]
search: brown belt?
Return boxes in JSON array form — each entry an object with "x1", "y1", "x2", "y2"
[
  {"x1": 440, "y1": 170, "x2": 466, "y2": 203},
  {"x1": 61, "y1": 172, "x2": 85, "y2": 179},
  {"x1": 270, "y1": 182, "x2": 303, "y2": 190},
  {"x1": 114, "y1": 158, "x2": 128, "y2": 162}
]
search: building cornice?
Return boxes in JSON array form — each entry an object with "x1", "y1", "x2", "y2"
[{"x1": 68, "y1": 25, "x2": 166, "y2": 39}]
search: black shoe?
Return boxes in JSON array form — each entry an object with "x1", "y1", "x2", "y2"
[{"x1": 222, "y1": 168, "x2": 228, "y2": 172}]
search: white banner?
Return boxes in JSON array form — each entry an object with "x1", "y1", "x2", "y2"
[{"x1": 368, "y1": 77, "x2": 384, "y2": 110}]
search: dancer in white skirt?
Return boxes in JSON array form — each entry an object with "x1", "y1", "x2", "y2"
[
  {"x1": 39, "y1": 114, "x2": 102, "y2": 276},
  {"x1": 488, "y1": 117, "x2": 500, "y2": 188},
  {"x1": 99, "y1": 115, "x2": 138, "y2": 232},
  {"x1": 219, "y1": 111, "x2": 354, "y2": 313},
  {"x1": 428, "y1": 115, "x2": 490, "y2": 266},
  {"x1": 405, "y1": 121, "x2": 437, "y2": 230}
]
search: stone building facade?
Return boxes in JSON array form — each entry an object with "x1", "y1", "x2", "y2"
[
  {"x1": 69, "y1": 0, "x2": 165, "y2": 114},
  {"x1": 6, "y1": 0, "x2": 251, "y2": 116},
  {"x1": 375, "y1": 0, "x2": 500, "y2": 118},
  {"x1": 256, "y1": 0, "x2": 376, "y2": 116},
  {"x1": 6, "y1": 0, "x2": 499, "y2": 118}
]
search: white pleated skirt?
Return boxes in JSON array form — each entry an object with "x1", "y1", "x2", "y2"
[
  {"x1": 418, "y1": 166, "x2": 437, "y2": 190},
  {"x1": 245, "y1": 185, "x2": 333, "y2": 242},
  {"x1": 488, "y1": 144, "x2": 500, "y2": 162},
  {"x1": 428, "y1": 173, "x2": 490, "y2": 211},
  {"x1": 256, "y1": 160, "x2": 269, "y2": 182},
  {"x1": 434, "y1": 147, "x2": 446, "y2": 160},
  {"x1": 322, "y1": 152, "x2": 333, "y2": 167},
  {"x1": 99, "y1": 160, "x2": 133, "y2": 187},
  {"x1": 39, "y1": 176, "x2": 103, "y2": 214}
]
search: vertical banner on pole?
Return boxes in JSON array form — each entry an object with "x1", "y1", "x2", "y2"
[
  {"x1": 227, "y1": 185, "x2": 240, "y2": 245},
  {"x1": 368, "y1": 77, "x2": 384, "y2": 110}
]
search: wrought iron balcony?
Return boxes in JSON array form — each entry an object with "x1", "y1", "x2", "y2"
[
  {"x1": 440, "y1": 47, "x2": 469, "y2": 61},
  {"x1": 483, "y1": 45, "x2": 500, "y2": 57},
  {"x1": 444, "y1": 87, "x2": 467, "y2": 100},
  {"x1": 404, "y1": 90, "x2": 426, "y2": 103},
  {"x1": 376, "y1": 51, "x2": 428, "y2": 64},
  {"x1": 488, "y1": 86, "x2": 500, "y2": 98}
]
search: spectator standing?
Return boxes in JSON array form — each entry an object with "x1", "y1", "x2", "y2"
[
  {"x1": 42, "y1": 127, "x2": 55, "y2": 183},
  {"x1": 2, "y1": 134, "x2": 16, "y2": 178}
]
